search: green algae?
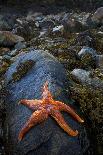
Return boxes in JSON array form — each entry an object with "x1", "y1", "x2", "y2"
[
  {"x1": 90, "y1": 68, "x2": 103, "y2": 80},
  {"x1": 91, "y1": 29, "x2": 103, "y2": 52},
  {"x1": 0, "y1": 62, "x2": 10, "y2": 75},
  {"x1": 12, "y1": 60, "x2": 35, "y2": 82},
  {"x1": 70, "y1": 82, "x2": 103, "y2": 155},
  {"x1": 80, "y1": 53, "x2": 96, "y2": 69}
]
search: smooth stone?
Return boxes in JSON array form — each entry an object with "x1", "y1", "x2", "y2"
[
  {"x1": 71, "y1": 68, "x2": 103, "y2": 89},
  {"x1": 14, "y1": 42, "x2": 26, "y2": 50},
  {"x1": 0, "y1": 31, "x2": 24, "y2": 47},
  {"x1": 3, "y1": 50, "x2": 92, "y2": 155},
  {"x1": 78, "y1": 46, "x2": 97, "y2": 58},
  {"x1": 92, "y1": 7, "x2": 103, "y2": 24}
]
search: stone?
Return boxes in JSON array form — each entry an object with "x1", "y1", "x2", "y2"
[
  {"x1": 10, "y1": 49, "x2": 18, "y2": 57},
  {"x1": 71, "y1": 69, "x2": 91, "y2": 84},
  {"x1": 0, "y1": 31, "x2": 24, "y2": 47},
  {"x1": 13, "y1": 19, "x2": 40, "y2": 40},
  {"x1": 14, "y1": 42, "x2": 26, "y2": 50},
  {"x1": 2, "y1": 55, "x2": 11, "y2": 63},
  {"x1": 78, "y1": 47, "x2": 97, "y2": 69},
  {"x1": 63, "y1": 18, "x2": 83, "y2": 33},
  {"x1": 0, "y1": 47, "x2": 10, "y2": 55},
  {"x1": 75, "y1": 31, "x2": 95, "y2": 48},
  {"x1": 0, "y1": 15, "x2": 12, "y2": 31},
  {"x1": 78, "y1": 46, "x2": 97, "y2": 58},
  {"x1": 38, "y1": 19, "x2": 55, "y2": 30},
  {"x1": 71, "y1": 68, "x2": 103, "y2": 89},
  {"x1": 53, "y1": 25, "x2": 64, "y2": 33},
  {"x1": 96, "y1": 55, "x2": 103, "y2": 69},
  {"x1": 92, "y1": 7, "x2": 103, "y2": 24},
  {"x1": 3, "y1": 50, "x2": 92, "y2": 155}
]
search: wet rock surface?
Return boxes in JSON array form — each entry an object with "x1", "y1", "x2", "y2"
[{"x1": 3, "y1": 50, "x2": 92, "y2": 155}]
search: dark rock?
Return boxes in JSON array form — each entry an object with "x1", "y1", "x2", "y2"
[
  {"x1": 0, "y1": 47, "x2": 10, "y2": 55},
  {"x1": 13, "y1": 18, "x2": 40, "y2": 40},
  {"x1": 38, "y1": 19, "x2": 55, "y2": 30},
  {"x1": 3, "y1": 50, "x2": 92, "y2": 155},
  {"x1": 0, "y1": 14, "x2": 15, "y2": 31},
  {"x1": 96, "y1": 55, "x2": 103, "y2": 69},
  {"x1": 1, "y1": 0, "x2": 103, "y2": 11},
  {"x1": 74, "y1": 31, "x2": 95, "y2": 48},
  {"x1": 78, "y1": 46, "x2": 97, "y2": 69},
  {"x1": 63, "y1": 18, "x2": 84, "y2": 33}
]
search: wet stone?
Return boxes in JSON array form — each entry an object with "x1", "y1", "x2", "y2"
[{"x1": 3, "y1": 49, "x2": 92, "y2": 155}]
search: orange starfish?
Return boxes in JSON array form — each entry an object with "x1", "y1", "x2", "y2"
[{"x1": 18, "y1": 81, "x2": 84, "y2": 141}]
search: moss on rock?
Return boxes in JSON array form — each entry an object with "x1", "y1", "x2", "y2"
[
  {"x1": 12, "y1": 60, "x2": 35, "y2": 82},
  {"x1": 91, "y1": 29, "x2": 103, "y2": 52},
  {"x1": 0, "y1": 62, "x2": 10, "y2": 75},
  {"x1": 70, "y1": 82, "x2": 103, "y2": 155}
]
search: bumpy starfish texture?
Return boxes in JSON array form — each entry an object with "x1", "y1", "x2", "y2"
[{"x1": 18, "y1": 81, "x2": 84, "y2": 141}]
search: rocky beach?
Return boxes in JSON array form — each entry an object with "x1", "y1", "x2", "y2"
[{"x1": 0, "y1": 1, "x2": 103, "y2": 155}]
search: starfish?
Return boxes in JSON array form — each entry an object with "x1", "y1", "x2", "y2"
[{"x1": 18, "y1": 81, "x2": 84, "y2": 141}]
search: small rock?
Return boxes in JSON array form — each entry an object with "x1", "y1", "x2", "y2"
[
  {"x1": 52, "y1": 25, "x2": 64, "y2": 35},
  {"x1": 96, "y1": 55, "x2": 103, "y2": 69},
  {"x1": 75, "y1": 31, "x2": 95, "y2": 47},
  {"x1": 78, "y1": 46, "x2": 97, "y2": 58},
  {"x1": 14, "y1": 42, "x2": 26, "y2": 50},
  {"x1": 71, "y1": 69, "x2": 91, "y2": 84},
  {"x1": 38, "y1": 19, "x2": 55, "y2": 30},
  {"x1": 13, "y1": 20, "x2": 39, "y2": 40},
  {"x1": 65, "y1": 18, "x2": 83, "y2": 33},
  {"x1": 26, "y1": 12, "x2": 43, "y2": 22},
  {"x1": 0, "y1": 15, "x2": 12, "y2": 31},
  {"x1": 71, "y1": 68, "x2": 103, "y2": 89},
  {"x1": 0, "y1": 31, "x2": 24, "y2": 47},
  {"x1": 72, "y1": 12, "x2": 93, "y2": 29},
  {"x1": 78, "y1": 46, "x2": 97, "y2": 69},
  {"x1": 0, "y1": 47, "x2": 10, "y2": 55},
  {"x1": 92, "y1": 7, "x2": 103, "y2": 24},
  {"x1": 10, "y1": 49, "x2": 18, "y2": 57},
  {"x1": 0, "y1": 56, "x2": 3, "y2": 64},
  {"x1": 2, "y1": 55, "x2": 11, "y2": 64}
]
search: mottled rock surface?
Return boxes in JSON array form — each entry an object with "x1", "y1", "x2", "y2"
[
  {"x1": 0, "y1": 31, "x2": 24, "y2": 47},
  {"x1": 3, "y1": 50, "x2": 92, "y2": 155},
  {"x1": 71, "y1": 68, "x2": 103, "y2": 89}
]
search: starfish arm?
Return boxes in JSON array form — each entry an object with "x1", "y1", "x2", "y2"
[
  {"x1": 18, "y1": 109, "x2": 48, "y2": 141},
  {"x1": 18, "y1": 99, "x2": 42, "y2": 110},
  {"x1": 42, "y1": 81, "x2": 53, "y2": 100},
  {"x1": 55, "y1": 101, "x2": 84, "y2": 123},
  {"x1": 51, "y1": 110, "x2": 78, "y2": 136}
]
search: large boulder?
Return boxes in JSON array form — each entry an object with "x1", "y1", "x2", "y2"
[{"x1": 3, "y1": 49, "x2": 92, "y2": 155}]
